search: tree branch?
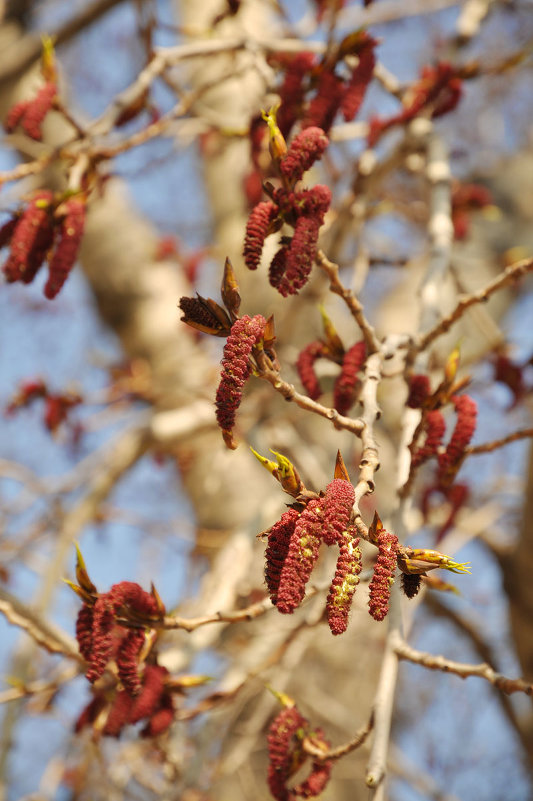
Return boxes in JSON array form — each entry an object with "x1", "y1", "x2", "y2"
[
  {"x1": 393, "y1": 632, "x2": 533, "y2": 696},
  {"x1": 0, "y1": 586, "x2": 81, "y2": 660},
  {"x1": 417, "y1": 257, "x2": 533, "y2": 353}
]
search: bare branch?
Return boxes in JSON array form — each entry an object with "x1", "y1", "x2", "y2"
[
  {"x1": 466, "y1": 427, "x2": 533, "y2": 456},
  {"x1": 0, "y1": 0, "x2": 141, "y2": 86},
  {"x1": 304, "y1": 713, "x2": 374, "y2": 761},
  {"x1": 393, "y1": 632, "x2": 533, "y2": 696},
  {"x1": 316, "y1": 249, "x2": 381, "y2": 354},
  {"x1": 417, "y1": 258, "x2": 533, "y2": 353},
  {"x1": 256, "y1": 368, "x2": 365, "y2": 437},
  {"x1": 0, "y1": 586, "x2": 81, "y2": 660}
]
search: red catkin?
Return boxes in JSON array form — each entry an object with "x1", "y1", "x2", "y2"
[
  {"x1": 75, "y1": 604, "x2": 94, "y2": 662},
  {"x1": 108, "y1": 580, "x2": 160, "y2": 618},
  {"x1": 278, "y1": 216, "x2": 321, "y2": 296},
  {"x1": 267, "y1": 706, "x2": 307, "y2": 801},
  {"x1": 103, "y1": 689, "x2": 135, "y2": 737},
  {"x1": 368, "y1": 529, "x2": 399, "y2": 622},
  {"x1": 276, "y1": 52, "x2": 316, "y2": 137},
  {"x1": 2, "y1": 191, "x2": 54, "y2": 283},
  {"x1": 292, "y1": 748, "x2": 332, "y2": 799},
  {"x1": 276, "y1": 498, "x2": 323, "y2": 614},
  {"x1": 437, "y1": 394, "x2": 477, "y2": 484},
  {"x1": 85, "y1": 596, "x2": 115, "y2": 684},
  {"x1": 243, "y1": 201, "x2": 278, "y2": 270},
  {"x1": 44, "y1": 197, "x2": 86, "y2": 299},
  {"x1": 265, "y1": 507, "x2": 300, "y2": 606},
  {"x1": 141, "y1": 696, "x2": 175, "y2": 737},
  {"x1": 340, "y1": 43, "x2": 376, "y2": 122},
  {"x1": 280, "y1": 127, "x2": 329, "y2": 184},
  {"x1": 215, "y1": 314, "x2": 266, "y2": 445},
  {"x1": 19, "y1": 82, "x2": 57, "y2": 140},
  {"x1": 296, "y1": 341, "x2": 326, "y2": 401},
  {"x1": 411, "y1": 409, "x2": 446, "y2": 470},
  {"x1": 303, "y1": 70, "x2": 345, "y2": 133},
  {"x1": 333, "y1": 341, "x2": 366, "y2": 415},
  {"x1": 4, "y1": 100, "x2": 31, "y2": 134},
  {"x1": 326, "y1": 529, "x2": 362, "y2": 635},
  {"x1": 268, "y1": 245, "x2": 289, "y2": 291},
  {"x1": 74, "y1": 695, "x2": 107, "y2": 733},
  {"x1": 130, "y1": 664, "x2": 169, "y2": 723},
  {"x1": 322, "y1": 479, "x2": 355, "y2": 546},
  {"x1": 116, "y1": 629, "x2": 145, "y2": 695},
  {"x1": 0, "y1": 217, "x2": 18, "y2": 250}
]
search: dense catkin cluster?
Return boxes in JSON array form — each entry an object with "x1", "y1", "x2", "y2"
[
  {"x1": 437, "y1": 394, "x2": 477, "y2": 485},
  {"x1": 276, "y1": 499, "x2": 324, "y2": 614},
  {"x1": 215, "y1": 314, "x2": 266, "y2": 447},
  {"x1": 368, "y1": 62, "x2": 462, "y2": 146},
  {"x1": 75, "y1": 663, "x2": 174, "y2": 739},
  {"x1": 322, "y1": 479, "x2": 355, "y2": 546},
  {"x1": 243, "y1": 125, "x2": 331, "y2": 296},
  {"x1": 267, "y1": 705, "x2": 332, "y2": 801},
  {"x1": 296, "y1": 341, "x2": 326, "y2": 400},
  {"x1": 1, "y1": 194, "x2": 86, "y2": 298},
  {"x1": 5, "y1": 82, "x2": 57, "y2": 140},
  {"x1": 77, "y1": 581, "x2": 160, "y2": 691},
  {"x1": 368, "y1": 529, "x2": 399, "y2": 622},
  {"x1": 333, "y1": 341, "x2": 366, "y2": 415},
  {"x1": 326, "y1": 529, "x2": 362, "y2": 635}
]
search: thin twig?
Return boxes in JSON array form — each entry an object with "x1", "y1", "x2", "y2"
[
  {"x1": 465, "y1": 427, "x2": 533, "y2": 455},
  {"x1": 416, "y1": 258, "x2": 533, "y2": 354},
  {"x1": 0, "y1": 587, "x2": 81, "y2": 661},
  {"x1": 0, "y1": 665, "x2": 80, "y2": 705},
  {"x1": 304, "y1": 712, "x2": 374, "y2": 761},
  {"x1": 316, "y1": 249, "x2": 381, "y2": 353},
  {"x1": 159, "y1": 582, "x2": 327, "y2": 632},
  {"x1": 257, "y1": 368, "x2": 365, "y2": 436},
  {"x1": 393, "y1": 632, "x2": 533, "y2": 696}
]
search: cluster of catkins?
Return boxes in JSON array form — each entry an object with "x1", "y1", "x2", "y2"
[
  {"x1": 368, "y1": 61, "x2": 463, "y2": 146},
  {"x1": 270, "y1": 32, "x2": 377, "y2": 139},
  {"x1": 406, "y1": 371, "x2": 478, "y2": 540},
  {"x1": 244, "y1": 33, "x2": 377, "y2": 205},
  {"x1": 6, "y1": 377, "x2": 81, "y2": 433},
  {"x1": 267, "y1": 703, "x2": 332, "y2": 801},
  {"x1": 244, "y1": 126, "x2": 331, "y2": 296},
  {"x1": 0, "y1": 192, "x2": 86, "y2": 298},
  {"x1": 74, "y1": 580, "x2": 174, "y2": 738},
  {"x1": 406, "y1": 373, "x2": 477, "y2": 486},
  {"x1": 264, "y1": 474, "x2": 399, "y2": 632},
  {"x1": 297, "y1": 333, "x2": 366, "y2": 416},
  {"x1": 4, "y1": 81, "x2": 57, "y2": 141}
]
